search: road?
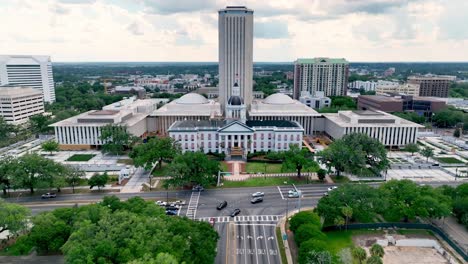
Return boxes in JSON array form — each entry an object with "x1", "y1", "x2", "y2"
[{"x1": 8, "y1": 181, "x2": 464, "y2": 264}]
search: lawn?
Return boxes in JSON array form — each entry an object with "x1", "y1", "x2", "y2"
[
  {"x1": 434, "y1": 157, "x2": 465, "y2": 164},
  {"x1": 244, "y1": 162, "x2": 296, "y2": 174},
  {"x1": 152, "y1": 162, "x2": 170, "y2": 177},
  {"x1": 220, "y1": 162, "x2": 229, "y2": 172},
  {"x1": 117, "y1": 158, "x2": 134, "y2": 165},
  {"x1": 221, "y1": 176, "x2": 309, "y2": 188},
  {"x1": 324, "y1": 229, "x2": 384, "y2": 255},
  {"x1": 276, "y1": 227, "x2": 288, "y2": 264},
  {"x1": 66, "y1": 154, "x2": 96, "y2": 162}
]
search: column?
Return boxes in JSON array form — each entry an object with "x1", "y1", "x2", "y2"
[{"x1": 225, "y1": 135, "x2": 228, "y2": 153}]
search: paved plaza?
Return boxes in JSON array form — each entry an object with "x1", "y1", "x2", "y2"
[{"x1": 386, "y1": 169, "x2": 460, "y2": 182}]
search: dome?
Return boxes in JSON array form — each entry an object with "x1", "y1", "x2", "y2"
[
  {"x1": 263, "y1": 93, "x2": 294, "y2": 105},
  {"x1": 175, "y1": 93, "x2": 208, "y2": 105},
  {"x1": 228, "y1": 96, "x2": 244, "y2": 106}
]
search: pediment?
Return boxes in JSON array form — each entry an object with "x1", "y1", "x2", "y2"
[{"x1": 218, "y1": 121, "x2": 253, "y2": 133}]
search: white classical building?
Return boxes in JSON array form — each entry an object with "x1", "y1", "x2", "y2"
[
  {"x1": 299, "y1": 91, "x2": 331, "y2": 109},
  {"x1": 0, "y1": 55, "x2": 56, "y2": 102},
  {"x1": 323, "y1": 110, "x2": 424, "y2": 147},
  {"x1": 168, "y1": 120, "x2": 303, "y2": 157},
  {"x1": 0, "y1": 86, "x2": 44, "y2": 125}
]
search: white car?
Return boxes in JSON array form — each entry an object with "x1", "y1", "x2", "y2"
[
  {"x1": 327, "y1": 186, "x2": 338, "y2": 191},
  {"x1": 155, "y1": 201, "x2": 167, "y2": 206},
  {"x1": 288, "y1": 189, "x2": 297, "y2": 194},
  {"x1": 252, "y1": 192, "x2": 265, "y2": 197},
  {"x1": 288, "y1": 191, "x2": 299, "y2": 198},
  {"x1": 174, "y1": 200, "x2": 186, "y2": 205}
]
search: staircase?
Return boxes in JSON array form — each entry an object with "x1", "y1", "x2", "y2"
[{"x1": 230, "y1": 147, "x2": 243, "y2": 156}]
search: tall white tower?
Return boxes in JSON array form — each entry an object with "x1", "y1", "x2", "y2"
[
  {"x1": 0, "y1": 55, "x2": 56, "y2": 103},
  {"x1": 218, "y1": 6, "x2": 254, "y2": 109}
]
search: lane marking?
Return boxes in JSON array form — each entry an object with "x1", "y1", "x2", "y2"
[
  {"x1": 277, "y1": 186, "x2": 284, "y2": 199},
  {"x1": 262, "y1": 224, "x2": 271, "y2": 264},
  {"x1": 243, "y1": 224, "x2": 248, "y2": 264},
  {"x1": 253, "y1": 223, "x2": 259, "y2": 264},
  {"x1": 235, "y1": 224, "x2": 277, "y2": 226}
]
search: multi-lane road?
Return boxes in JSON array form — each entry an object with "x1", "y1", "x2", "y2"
[{"x1": 7, "y1": 181, "x2": 463, "y2": 264}]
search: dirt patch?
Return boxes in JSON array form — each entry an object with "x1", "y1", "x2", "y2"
[{"x1": 383, "y1": 247, "x2": 448, "y2": 264}]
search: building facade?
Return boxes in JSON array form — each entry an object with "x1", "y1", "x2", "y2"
[
  {"x1": 218, "y1": 6, "x2": 254, "y2": 108},
  {"x1": 0, "y1": 86, "x2": 44, "y2": 125},
  {"x1": 408, "y1": 75, "x2": 456, "y2": 98},
  {"x1": 299, "y1": 91, "x2": 331, "y2": 109},
  {"x1": 0, "y1": 55, "x2": 56, "y2": 102},
  {"x1": 168, "y1": 120, "x2": 303, "y2": 157},
  {"x1": 323, "y1": 110, "x2": 423, "y2": 147},
  {"x1": 293, "y1": 57, "x2": 349, "y2": 99},
  {"x1": 375, "y1": 83, "x2": 420, "y2": 96}
]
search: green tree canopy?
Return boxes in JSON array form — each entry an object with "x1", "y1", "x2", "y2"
[
  {"x1": 403, "y1": 143, "x2": 420, "y2": 156},
  {"x1": 352, "y1": 247, "x2": 367, "y2": 264},
  {"x1": 130, "y1": 137, "x2": 181, "y2": 170},
  {"x1": 366, "y1": 255, "x2": 383, "y2": 264},
  {"x1": 0, "y1": 199, "x2": 30, "y2": 236},
  {"x1": 289, "y1": 211, "x2": 322, "y2": 233},
  {"x1": 165, "y1": 151, "x2": 219, "y2": 188},
  {"x1": 29, "y1": 114, "x2": 53, "y2": 135},
  {"x1": 41, "y1": 140, "x2": 60, "y2": 155},
  {"x1": 281, "y1": 144, "x2": 318, "y2": 177},
  {"x1": 370, "y1": 243, "x2": 385, "y2": 257},
  {"x1": 420, "y1": 147, "x2": 434, "y2": 162},
  {"x1": 295, "y1": 224, "x2": 326, "y2": 246},
  {"x1": 99, "y1": 124, "x2": 139, "y2": 155},
  {"x1": 88, "y1": 173, "x2": 108, "y2": 190}
]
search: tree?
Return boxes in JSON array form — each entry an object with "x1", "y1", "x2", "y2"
[
  {"x1": 165, "y1": 151, "x2": 219, "y2": 188},
  {"x1": 10, "y1": 154, "x2": 67, "y2": 194},
  {"x1": 281, "y1": 144, "x2": 317, "y2": 178},
  {"x1": 30, "y1": 211, "x2": 73, "y2": 254},
  {"x1": 41, "y1": 140, "x2": 60, "y2": 155},
  {"x1": 432, "y1": 108, "x2": 463, "y2": 128},
  {"x1": 295, "y1": 224, "x2": 327, "y2": 246},
  {"x1": 100, "y1": 124, "x2": 139, "y2": 155},
  {"x1": 403, "y1": 143, "x2": 419, "y2": 156},
  {"x1": 129, "y1": 253, "x2": 179, "y2": 264},
  {"x1": 317, "y1": 169, "x2": 327, "y2": 182},
  {"x1": 453, "y1": 128, "x2": 461, "y2": 138},
  {"x1": 334, "y1": 217, "x2": 345, "y2": 230},
  {"x1": 366, "y1": 256, "x2": 383, "y2": 264},
  {"x1": 342, "y1": 206, "x2": 353, "y2": 230},
  {"x1": 65, "y1": 167, "x2": 85, "y2": 193},
  {"x1": 88, "y1": 173, "x2": 108, "y2": 190},
  {"x1": 0, "y1": 199, "x2": 30, "y2": 236},
  {"x1": 289, "y1": 211, "x2": 322, "y2": 233},
  {"x1": 370, "y1": 244, "x2": 385, "y2": 258},
  {"x1": 130, "y1": 137, "x2": 181, "y2": 170},
  {"x1": 298, "y1": 239, "x2": 330, "y2": 264},
  {"x1": 29, "y1": 114, "x2": 52, "y2": 135},
  {"x1": 0, "y1": 157, "x2": 15, "y2": 196},
  {"x1": 319, "y1": 140, "x2": 352, "y2": 177},
  {"x1": 0, "y1": 116, "x2": 14, "y2": 141},
  {"x1": 420, "y1": 147, "x2": 434, "y2": 162},
  {"x1": 352, "y1": 247, "x2": 367, "y2": 264}
]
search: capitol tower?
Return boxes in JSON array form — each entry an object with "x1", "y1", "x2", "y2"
[{"x1": 218, "y1": 6, "x2": 254, "y2": 109}]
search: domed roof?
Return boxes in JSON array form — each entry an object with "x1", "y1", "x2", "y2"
[
  {"x1": 176, "y1": 93, "x2": 208, "y2": 105},
  {"x1": 263, "y1": 93, "x2": 294, "y2": 105},
  {"x1": 228, "y1": 96, "x2": 243, "y2": 106}
]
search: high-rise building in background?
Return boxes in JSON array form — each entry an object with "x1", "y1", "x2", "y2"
[
  {"x1": 0, "y1": 86, "x2": 45, "y2": 125},
  {"x1": 408, "y1": 74, "x2": 456, "y2": 98},
  {"x1": 0, "y1": 55, "x2": 56, "y2": 103},
  {"x1": 218, "y1": 6, "x2": 254, "y2": 108},
  {"x1": 293, "y1": 57, "x2": 349, "y2": 99}
]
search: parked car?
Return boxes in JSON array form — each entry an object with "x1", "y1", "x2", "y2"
[
  {"x1": 251, "y1": 197, "x2": 263, "y2": 204},
  {"x1": 230, "y1": 208, "x2": 241, "y2": 217},
  {"x1": 156, "y1": 201, "x2": 167, "y2": 206},
  {"x1": 217, "y1": 201, "x2": 228, "y2": 210},
  {"x1": 41, "y1": 193, "x2": 56, "y2": 199},
  {"x1": 174, "y1": 200, "x2": 186, "y2": 205},
  {"x1": 166, "y1": 206, "x2": 179, "y2": 211},
  {"x1": 327, "y1": 186, "x2": 338, "y2": 191},
  {"x1": 251, "y1": 192, "x2": 264, "y2": 197},
  {"x1": 192, "y1": 185, "x2": 204, "y2": 192},
  {"x1": 288, "y1": 191, "x2": 299, "y2": 198},
  {"x1": 166, "y1": 210, "x2": 177, "y2": 216}
]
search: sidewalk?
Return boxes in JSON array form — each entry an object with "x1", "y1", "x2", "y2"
[
  {"x1": 121, "y1": 167, "x2": 149, "y2": 193},
  {"x1": 433, "y1": 216, "x2": 468, "y2": 253}
]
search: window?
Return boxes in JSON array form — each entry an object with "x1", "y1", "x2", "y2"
[
  {"x1": 191, "y1": 135, "x2": 194, "y2": 141},
  {"x1": 208, "y1": 142, "x2": 212, "y2": 148},
  {"x1": 208, "y1": 134, "x2": 211, "y2": 140},
  {"x1": 296, "y1": 134, "x2": 300, "y2": 141},
  {"x1": 185, "y1": 135, "x2": 188, "y2": 141},
  {"x1": 261, "y1": 142, "x2": 264, "y2": 148},
  {"x1": 284, "y1": 143, "x2": 287, "y2": 149},
  {"x1": 201, "y1": 134, "x2": 204, "y2": 140},
  {"x1": 290, "y1": 135, "x2": 294, "y2": 141}
]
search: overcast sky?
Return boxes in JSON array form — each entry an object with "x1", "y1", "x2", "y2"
[{"x1": 1, "y1": 0, "x2": 467, "y2": 62}]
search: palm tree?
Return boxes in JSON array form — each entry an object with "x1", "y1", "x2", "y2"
[
  {"x1": 334, "y1": 217, "x2": 345, "y2": 230},
  {"x1": 370, "y1": 244, "x2": 385, "y2": 258},
  {"x1": 352, "y1": 247, "x2": 367, "y2": 264},
  {"x1": 342, "y1": 206, "x2": 353, "y2": 230}
]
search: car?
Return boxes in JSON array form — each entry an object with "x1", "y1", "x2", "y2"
[
  {"x1": 327, "y1": 186, "x2": 338, "y2": 191},
  {"x1": 217, "y1": 201, "x2": 228, "y2": 210},
  {"x1": 288, "y1": 191, "x2": 299, "y2": 198},
  {"x1": 41, "y1": 192, "x2": 56, "y2": 199},
  {"x1": 192, "y1": 185, "x2": 204, "y2": 192},
  {"x1": 288, "y1": 189, "x2": 297, "y2": 194},
  {"x1": 324, "y1": 192, "x2": 329, "y2": 196},
  {"x1": 251, "y1": 192, "x2": 264, "y2": 197},
  {"x1": 251, "y1": 197, "x2": 263, "y2": 204},
  {"x1": 174, "y1": 200, "x2": 186, "y2": 205},
  {"x1": 155, "y1": 201, "x2": 167, "y2": 206},
  {"x1": 165, "y1": 206, "x2": 179, "y2": 211},
  {"x1": 166, "y1": 210, "x2": 177, "y2": 216},
  {"x1": 230, "y1": 208, "x2": 241, "y2": 217}
]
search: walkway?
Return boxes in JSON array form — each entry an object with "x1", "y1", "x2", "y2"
[
  {"x1": 120, "y1": 167, "x2": 149, "y2": 193},
  {"x1": 433, "y1": 216, "x2": 468, "y2": 253}
]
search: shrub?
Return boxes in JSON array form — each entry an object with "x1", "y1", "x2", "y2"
[
  {"x1": 295, "y1": 224, "x2": 326, "y2": 246},
  {"x1": 370, "y1": 243, "x2": 384, "y2": 257},
  {"x1": 289, "y1": 211, "x2": 321, "y2": 233},
  {"x1": 298, "y1": 239, "x2": 328, "y2": 264}
]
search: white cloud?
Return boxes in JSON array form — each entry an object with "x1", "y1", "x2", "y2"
[{"x1": 0, "y1": 0, "x2": 467, "y2": 61}]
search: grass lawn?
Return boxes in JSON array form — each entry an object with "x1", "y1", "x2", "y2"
[
  {"x1": 434, "y1": 157, "x2": 465, "y2": 164},
  {"x1": 0, "y1": 235, "x2": 34, "y2": 256},
  {"x1": 117, "y1": 158, "x2": 134, "y2": 165},
  {"x1": 324, "y1": 229, "x2": 384, "y2": 255},
  {"x1": 152, "y1": 162, "x2": 170, "y2": 177},
  {"x1": 330, "y1": 175, "x2": 350, "y2": 183},
  {"x1": 276, "y1": 227, "x2": 288, "y2": 264},
  {"x1": 245, "y1": 162, "x2": 296, "y2": 174},
  {"x1": 66, "y1": 154, "x2": 96, "y2": 162},
  {"x1": 220, "y1": 162, "x2": 229, "y2": 172},
  {"x1": 222, "y1": 176, "x2": 309, "y2": 188}
]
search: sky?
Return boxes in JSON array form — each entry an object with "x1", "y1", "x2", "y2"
[{"x1": 1, "y1": 0, "x2": 467, "y2": 62}]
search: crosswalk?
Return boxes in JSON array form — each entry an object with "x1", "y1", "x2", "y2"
[
  {"x1": 277, "y1": 185, "x2": 328, "y2": 199},
  {"x1": 186, "y1": 191, "x2": 200, "y2": 219},
  {"x1": 198, "y1": 215, "x2": 282, "y2": 223}
]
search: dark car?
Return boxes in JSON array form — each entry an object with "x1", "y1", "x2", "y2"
[
  {"x1": 41, "y1": 192, "x2": 56, "y2": 199},
  {"x1": 166, "y1": 210, "x2": 178, "y2": 216},
  {"x1": 165, "y1": 206, "x2": 179, "y2": 211},
  {"x1": 230, "y1": 208, "x2": 241, "y2": 217},
  {"x1": 217, "y1": 201, "x2": 228, "y2": 210},
  {"x1": 192, "y1": 185, "x2": 204, "y2": 192},
  {"x1": 250, "y1": 197, "x2": 263, "y2": 204}
]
